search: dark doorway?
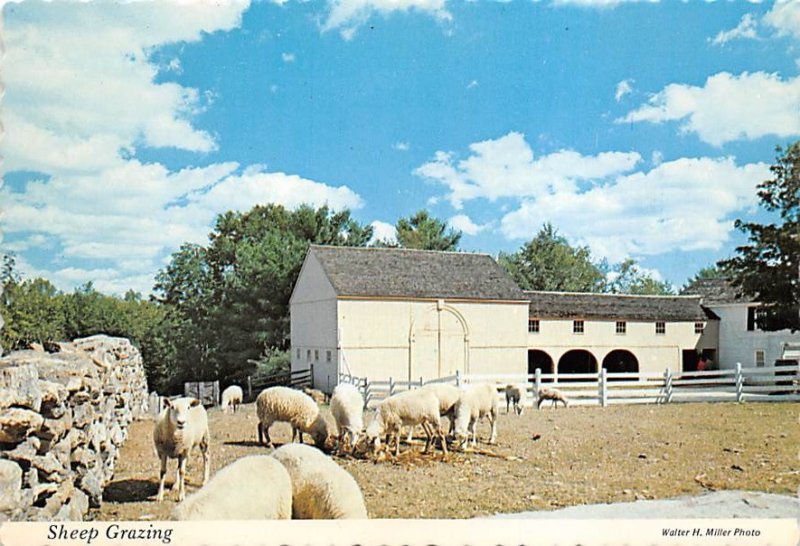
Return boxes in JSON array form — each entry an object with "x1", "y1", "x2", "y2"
[
  {"x1": 528, "y1": 350, "x2": 554, "y2": 382},
  {"x1": 558, "y1": 350, "x2": 598, "y2": 379},
  {"x1": 602, "y1": 349, "x2": 639, "y2": 380}
]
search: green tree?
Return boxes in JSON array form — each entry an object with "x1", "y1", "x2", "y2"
[
  {"x1": 498, "y1": 223, "x2": 606, "y2": 292},
  {"x1": 1, "y1": 277, "x2": 66, "y2": 349},
  {"x1": 395, "y1": 210, "x2": 461, "y2": 251},
  {"x1": 607, "y1": 258, "x2": 674, "y2": 295},
  {"x1": 720, "y1": 142, "x2": 800, "y2": 331}
]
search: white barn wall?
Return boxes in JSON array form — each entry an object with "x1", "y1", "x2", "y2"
[{"x1": 712, "y1": 304, "x2": 799, "y2": 369}]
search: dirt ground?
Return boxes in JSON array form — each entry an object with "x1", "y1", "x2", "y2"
[{"x1": 91, "y1": 401, "x2": 800, "y2": 520}]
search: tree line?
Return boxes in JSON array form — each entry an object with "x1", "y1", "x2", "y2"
[{"x1": 3, "y1": 142, "x2": 797, "y2": 392}]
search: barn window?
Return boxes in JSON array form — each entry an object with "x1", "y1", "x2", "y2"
[
  {"x1": 528, "y1": 319, "x2": 540, "y2": 333},
  {"x1": 695, "y1": 322, "x2": 705, "y2": 334},
  {"x1": 573, "y1": 320, "x2": 584, "y2": 334},
  {"x1": 747, "y1": 307, "x2": 767, "y2": 331},
  {"x1": 306, "y1": 349, "x2": 311, "y2": 360},
  {"x1": 296, "y1": 348, "x2": 300, "y2": 359},
  {"x1": 655, "y1": 321, "x2": 666, "y2": 335},
  {"x1": 615, "y1": 321, "x2": 626, "y2": 334},
  {"x1": 755, "y1": 350, "x2": 765, "y2": 367},
  {"x1": 326, "y1": 351, "x2": 332, "y2": 362},
  {"x1": 314, "y1": 350, "x2": 319, "y2": 361}
]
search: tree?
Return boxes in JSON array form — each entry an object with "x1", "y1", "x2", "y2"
[
  {"x1": 606, "y1": 258, "x2": 674, "y2": 295},
  {"x1": 498, "y1": 223, "x2": 606, "y2": 292},
  {"x1": 680, "y1": 265, "x2": 729, "y2": 294},
  {"x1": 1, "y1": 277, "x2": 66, "y2": 349},
  {"x1": 720, "y1": 142, "x2": 800, "y2": 331},
  {"x1": 395, "y1": 210, "x2": 461, "y2": 251}
]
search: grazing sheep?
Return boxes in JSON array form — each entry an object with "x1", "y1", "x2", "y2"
[
  {"x1": 453, "y1": 383, "x2": 498, "y2": 449},
  {"x1": 256, "y1": 386, "x2": 331, "y2": 449},
  {"x1": 504, "y1": 384, "x2": 527, "y2": 415},
  {"x1": 153, "y1": 397, "x2": 210, "y2": 502},
  {"x1": 330, "y1": 383, "x2": 364, "y2": 451},
  {"x1": 537, "y1": 387, "x2": 569, "y2": 409},
  {"x1": 220, "y1": 385, "x2": 243, "y2": 414},
  {"x1": 272, "y1": 444, "x2": 368, "y2": 519},
  {"x1": 406, "y1": 383, "x2": 461, "y2": 442},
  {"x1": 303, "y1": 387, "x2": 328, "y2": 405},
  {"x1": 172, "y1": 456, "x2": 292, "y2": 520},
  {"x1": 365, "y1": 388, "x2": 447, "y2": 456}
]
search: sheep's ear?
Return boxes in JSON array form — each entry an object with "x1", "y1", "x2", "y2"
[
  {"x1": 162, "y1": 398, "x2": 172, "y2": 409},
  {"x1": 190, "y1": 398, "x2": 201, "y2": 407}
]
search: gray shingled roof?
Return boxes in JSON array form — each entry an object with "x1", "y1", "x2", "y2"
[
  {"x1": 526, "y1": 291, "x2": 716, "y2": 321},
  {"x1": 310, "y1": 245, "x2": 528, "y2": 301},
  {"x1": 681, "y1": 278, "x2": 753, "y2": 305}
]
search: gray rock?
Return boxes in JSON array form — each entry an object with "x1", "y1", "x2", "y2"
[
  {"x1": 0, "y1": 459, "x2": 23, "y2": 513},
  {"x1": 0, "y1": 407, "x2": 44, "y2": 443},
  {"x1": 1, "y1": 435, "x2": 41, "y2": 464},
  {"x1": 0, "y1": 362, "x2": 42, "y2": 411},
  {"x1": 68, "y1": 488, "x2": 89, "y2": 520},
  {"x1": 78, "y1": 470, "x2": 103, "y2": 508},
  {"x1": 31, "y1": 452, "x2": 66, "y2": 482}
]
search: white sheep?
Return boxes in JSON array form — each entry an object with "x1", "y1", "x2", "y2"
[
  {"x1": 256, "y1": 386, "x2": 331, "y2": 449},
  {"x1": 172, "y1": 455, "x2": 292, "y2": 520},
  {"x1": 406, "y1": 383, "x2": 460, "y2": 442},
  {"x1": 153, "y1": 397, "x2": 210, "y2": 502},
  {"x1": 330, "y1": 383, "x2": 364, "y2": 451},
  {"x1": 303, "y1": 387, "x2": 328, "y2": 405},
  {"x1": 453, "y1": 383, "x2": 498, "y2": 449},
  {"x1": 365, "y1": 388, "x2": 447, "y2": 456},
  {"x1": 220, "y1": 385, "x2": 243, "y2": 414},
  {"x1": 504, "y1": 384, "x2": 527, "y2": 415},
  {"x1": 272, "y1": 443, "x2": 368, "y2": 519},
  {"x1": 537, "y1": 387, "x2": 569, "y2": 409}
]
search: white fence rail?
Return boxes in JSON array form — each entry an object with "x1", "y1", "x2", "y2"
[{"x1": 340, "y1": 363, "x2": 800, "y2": 408}]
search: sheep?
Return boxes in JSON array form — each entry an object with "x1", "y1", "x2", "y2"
[
  {"x1": 405, "y1": 383, "x2": 460, "y2": 442},
  {"x1": 256, "y1": 386, "x2": 331, "y2": 449},
  {"x1": 453, "y1": 383, "x2": 498, "y2": 449},
  {"x1": 172, "y1": 455, "x2": 292, "y2": 520},
  {"x1": 537, "y1": 387, "x2": 569, "y2": 409},
  {"x1": 271, "y1": 443, "x2": 368, "y2": 519},
  {"x1": 330, "y1": 383, "x2": 364, "y2": 451},
  {"x1": 220, "y1": 385, "x2": 243, "y2": 414},
  {"x1": 153, "y1": 397, "x2": 210, "y2": 502},
  {"x1": 303, "y1": 387, "x2": 328, "y2": 405},
  {"x1": 365, "y1": 388, "x2": 447, "y2": 456},
  {"x1": 504, "y1": 384, "x2": 527, "y2": 415}
]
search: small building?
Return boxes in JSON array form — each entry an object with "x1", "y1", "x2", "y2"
[
  {"x1": 686, "y1": 278, "x2": 800, "y2": 370},
  {"x1": 525, "y1": 291, "x2": 719, "y2": 377},
  {"x1": 289, "y1": 245, "x2": 530, "y2": 393}
]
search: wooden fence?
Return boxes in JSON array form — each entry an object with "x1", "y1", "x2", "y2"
[
  {"x1": 340, "y1": 363, "x2": 800, "y2": 408},
  {"x1": 184, "y1": 380, "x2": 220, "y2": 406},
  {"x1": 246, "y1": 367, "x2": 313, "y2": 402}
]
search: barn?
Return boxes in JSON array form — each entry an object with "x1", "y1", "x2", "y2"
[{"x1": 289, "y1": 245, "x2": 530, "y2": 393}]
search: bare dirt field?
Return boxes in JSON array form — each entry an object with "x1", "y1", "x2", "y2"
[{"x1": 91, "y1": 401, "x2": 800, "y2": 520}]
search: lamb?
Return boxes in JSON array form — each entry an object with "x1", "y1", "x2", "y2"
[
  {"x1": 406, "y1": 383, "x2": 460, "y2": 442},
  {"x1": 303, "y1": 387, "x2": 328, "y2": 405},
  {"x1": 537, "y1": 387, "x2": 569, "y2": 409},
  {"x1": 153, "y1": 397, "x2": 210, "y2": 502},
  {"x1": 271, "y1": 443, "x2": 368, "y2": 519},
  {"x1": 453, "y1": 383, "x2": 498, "y2": 449},
  {"x1": 172, "y1": 456, "x2": 292, "y2": 520},
  {"x1": 220, "y1": 385, "x2": 243, "y2": 414},
  {"x1": 256, "y1": 386, "x2": 331, "y2": 449},
  {"x1": 504, "y1": 384, "x2": 527, "y2": 415},
  {"x1": 330, "y1": 383, "x2": 364, "y2": 451},
  {"x1": 365, "y1": 388, "x2": 447, "y2": 456}
]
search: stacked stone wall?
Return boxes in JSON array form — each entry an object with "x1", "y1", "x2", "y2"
[{"x1": 0, "y1": 335, "x2": 148, "y2": 521}]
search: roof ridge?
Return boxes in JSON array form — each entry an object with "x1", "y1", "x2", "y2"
[
  {"x1": 309, "y1": 244, "x2": 492, "y2": 259},
  {"x1": 524, "y1": 290, "x2": 699, "y2": 300}
]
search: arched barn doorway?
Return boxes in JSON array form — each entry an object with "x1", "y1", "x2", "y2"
[
  {"x1": 528, "y1": 350, "x2": 553, "y2": 381},
  {"x1": 558, "y1": 350, "x2": 597, "y2": 380},
  {"x1": 602, "y1": 349, "x2": 639, "y2": 380}
]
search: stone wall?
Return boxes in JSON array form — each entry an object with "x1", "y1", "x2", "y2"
[{"x1": 0, "y1": 335, "x2": 148, "y2": 521}]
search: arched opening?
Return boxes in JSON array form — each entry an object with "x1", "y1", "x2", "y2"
[
  {"x1": 602, "y1": 349, "x2": 639, "y2": 380},
  {"x1": 528, "y1": 350, "x2": 553, "y2": 382},
  {"x1": 558, "y1": 350, "x2": 597, "y2": 380}
]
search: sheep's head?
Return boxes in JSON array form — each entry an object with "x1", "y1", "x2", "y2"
[
  {"x1": 364, "y1": 413, "x2": 383, "y2": 451},
  {"x1": 311, "y1": 416, "x2": 332, "y2": 449},
  {"x1": 164, "y1": 397, "x2": 200, "y2": 430}
]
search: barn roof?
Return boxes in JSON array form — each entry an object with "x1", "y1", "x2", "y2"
[
  {"x1": 309, "y1": 245, "x2": 528, "y2": 301},
  {"x1": 680, "y1": 278, "x2": 753, "y2": 305},
  {"x1": 525, "y1": 291, "x2": 717, "y2": 321}
]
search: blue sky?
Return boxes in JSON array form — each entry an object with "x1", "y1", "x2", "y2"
[{"x1": 2, "y1": 0, "x2": 800, "y2": 295}]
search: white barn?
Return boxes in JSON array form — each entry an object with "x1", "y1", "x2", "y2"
[{"x1": 289, "y1": 245, "x2": 530, "y2": 393}]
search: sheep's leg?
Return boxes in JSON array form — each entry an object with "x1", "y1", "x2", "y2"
[
  {"x1": 393, "y1": 430, "x2": 401, "y2": 457},
  {"x1": 421, "y1": 422, "x2": 433, "y2": 453},
  {"x1": 488, "y1": 411, "x2": 498, "y2": 445},
  {"x1": 505, "y1": 397, "x2": 510, "y2": 414},
  {"x1": 156, "y1": 454, "x2": 168, "y2": 502},
  {"x1": 177, "y1": 455, "x2": 188, "y2": 502},
  {"x1": 200, "y1": 435, "x2": 210, "y2": 485},
  {"x1": 258, "y1": 421, "x2": 264, "y2": 445},
  {"x1": 406, "y1": 426, "x2": 414, "y2": 444},
  {"x1": 263, "y1": 419, "x2": 275, "y2": 448}
]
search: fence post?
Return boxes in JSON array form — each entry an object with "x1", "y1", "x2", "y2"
[
  {"x1": 735, "y1": 362, "x2": 744, "y2": 402},
  {"x1": 363, "y1": 378, "x2": 370, "y2": 409},
  {"x1": 664, "y1": 368, "x2": 673, "y2": 404},
  {"x1": 389, "y1": 376, "x2": 395, "y2": 396},
  {"x1": 599, "y1": 367, "x2": 608, "y2": 408},
  {"x1": 420, "y1": 376, "x2": 424, "y2": 387},
  {"x1": 247, "y1": 376, "x2": 252, "y2": 400},
  {"x1": 455, "y1": 370, "x2": 462, "y2": 387},
  {"x1": 534, "y1": 368, "x2": 542, "y2": 403},
  {"x1": 796, "y1": 361, "x2": 800, "y2": 394}
]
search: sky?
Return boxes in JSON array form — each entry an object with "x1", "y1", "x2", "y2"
[{"x1": 2, "y1": 0, "x2": 800, "y2": 296}]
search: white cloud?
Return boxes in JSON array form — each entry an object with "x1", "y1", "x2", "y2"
[
  {"x1": 282, "y1": 52, "x2": 296, "y2": 63},
  {"x1": 615, "y1": 79, "x2": 634, "y2": 102},
  {"x1": 618, "y1": 71, "x2": 800, "y2": 146},
  {"x1": 467, "y1": 80, "x2": 479, "y2": 89},
  {"x1": 321, "y1": 0, "x2": 451, "y2": 39},
  {"x1": 651, "y1": 150, "x2": 664, "y2": 166},
  {"x1": 764, "y1": 1, "x2": 800, "y2": 40},
  {"x1": 500, "y1": 156, "x2": 769, "y2": 261},
  {"x1": 710, "y1": 13, "x2": 760, "y2": 46},
  {"x1": 551, "y1": 0, "x2": 658, "y2": 7},
  {"x1": 414, "y1": 132, "x2": 641, "y2": 208},
  {"x1": 393, "y1": 142, "x2": 411, "y2": 151},
  {"x1": 447, "y1": 214, "x2": 489, "y2": 236},
  {"x1": 369, "y1": 221, "x2": 398, "y2": 245}
]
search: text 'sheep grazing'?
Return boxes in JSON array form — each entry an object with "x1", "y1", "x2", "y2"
[{"x1": 47, "y1": 524, "x2": 173, "y2": 544}]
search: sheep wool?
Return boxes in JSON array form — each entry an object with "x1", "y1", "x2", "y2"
[
  {"x1": 454, "y1": 383, "x2": 499, "y2": 448},
  {"x1": 504, "y1": 384, "x2": 527, "y2": 415},
  {"x1": 221, "y1": 385, "x2": 244, "y2": 414},
  {"x1": 330, "y1": 383, "x2": 364, "y2": 449},
  {"x1": 172, "y1": 456, "x2": 292, "y2": 520},
  {"x1": 256, "y1": 386, "x2": 331, "y2": 448},
  {"x1": 272, "y1": 444, "x2": 368, "y2": 519},
  {"x1": 366, "y1": 388, "x2": 447, "y2": 456}
]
